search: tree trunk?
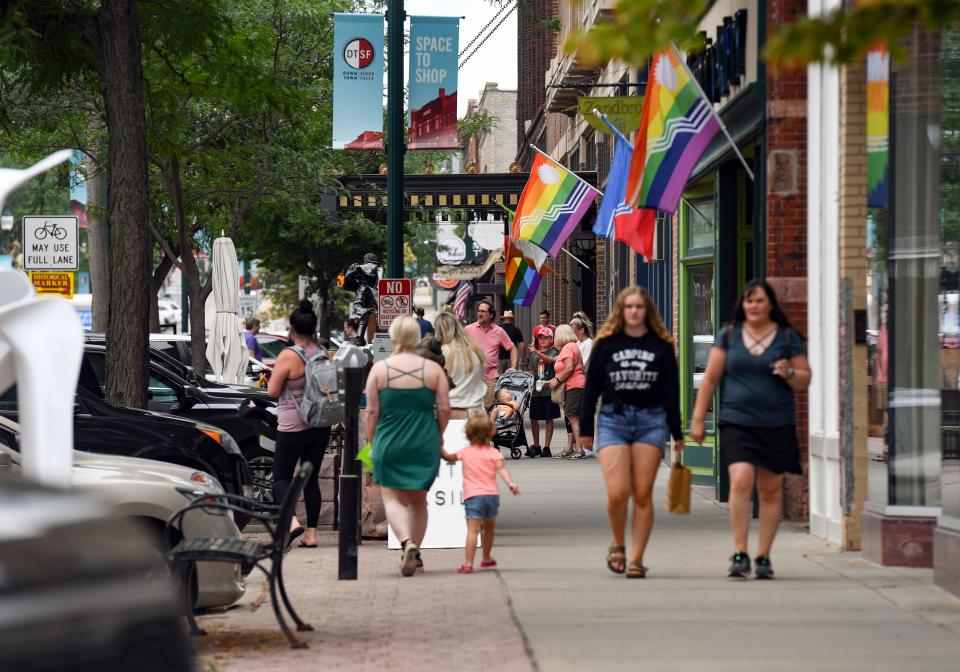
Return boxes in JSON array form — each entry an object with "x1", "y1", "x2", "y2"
[
  {"x1": 86, "y1": 155, "x2": 110, "y2": 333},
  {"x1": 188, "y1": 282, "x2": 213, "y2": 376},
  {"x1": 316, "y1": 279, "x2": 330, "y2": 341},
  {"x1": 150, "y1": 254, "x2": 174, "y2": 333},
  {"x1": 91, "y1": 0, "x2": 151, "y2": 408}
]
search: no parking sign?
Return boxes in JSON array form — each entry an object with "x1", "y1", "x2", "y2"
[{"x1": 377, "y1": 278, "x2": 412, "y2": 328}]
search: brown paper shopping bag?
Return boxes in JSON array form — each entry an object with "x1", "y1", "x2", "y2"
[{"x1": 663, "y1": 460, "x2": 692, "y2": 515}]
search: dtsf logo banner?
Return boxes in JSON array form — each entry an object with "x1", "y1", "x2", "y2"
[
  {"x1": 408, "y1": 16, "x2": 459, "y2": 150},
  {"x1": 332, "y1": 13, "x2": 384, "y2": 150}
]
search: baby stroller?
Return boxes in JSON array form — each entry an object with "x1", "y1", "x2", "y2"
[{"x1": 489, "y1": 370, "x2": 535, "y2": 460}]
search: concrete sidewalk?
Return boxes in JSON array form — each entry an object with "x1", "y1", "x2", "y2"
[
  {"x1": 196, "y1": 457, "x2": 960, "y2": 671},
  {"x1": 494, "y1": 458, "x2": 960, "y2": 671}
]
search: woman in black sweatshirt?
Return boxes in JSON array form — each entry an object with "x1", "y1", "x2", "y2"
[{"x1": 580, "y1": 286, "x2": 684, "y2": 578}]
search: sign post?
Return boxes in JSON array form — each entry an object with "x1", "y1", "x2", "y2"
[{"x1": 377, "y1": 278, "x2": 412, "y2": 329}]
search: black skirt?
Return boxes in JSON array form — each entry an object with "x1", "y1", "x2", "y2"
[{"x1": 719, "y1": 423, "x2": 802, "y2": 475}]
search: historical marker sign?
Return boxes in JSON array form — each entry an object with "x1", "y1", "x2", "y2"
[
  {"x1": 377, "y1": 278, "x2": 412, "y2": 328},
  {"x1": 22, "y1": 216, "x2": 79, "y2": 271},
  {"x1": 28, "y1": 271, "x2": 74, "y2": 299}
]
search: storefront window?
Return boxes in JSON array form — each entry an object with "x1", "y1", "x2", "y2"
[
  {"x1": 686, "y1": 198, "x2": 715, "y2": 256},
  {"x1": 940, "y1": 27, "x2": 960, "y2": 520},
  {"x1": 889, "y1": 31, "x2": 943, "y2": 507},
  {"x1": 688, "y1": 264, "x2": 714, "y2": 425}
]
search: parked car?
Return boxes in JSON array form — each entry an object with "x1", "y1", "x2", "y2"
[
  {"x1": 0, "y1": 384, "x2": 251, "y2": 508},
  {"x1": 158, "y1": 299, "x2": 182, "y2": 333},
  {"x1": 0, "y1": 476, "x2": 192, "y2": 670},
  {"x1": 0, "y1": 415, "x2": 245, "y2": 610},
  {"x1": 255, "y1": 331, "x2": 289, "y2": 366},
  {"x1": 80, "y1": 344, "x2": 275, "y2": 503},
  {"x1": 147, "y1": 332, "x2": 271, "y2": 386}
]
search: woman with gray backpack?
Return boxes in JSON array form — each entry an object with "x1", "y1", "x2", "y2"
[{"x1": 267, "y1": 299, "x2": 335, "y2": 548}]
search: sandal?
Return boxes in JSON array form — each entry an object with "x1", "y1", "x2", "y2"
[
  {"x1": 415, "y1": 553, "x2": 424, "y2": 574},
  {"x1": 625, "y1": 561, "x2": 648, "y2": 579},
  {"x1": 400, "y1": 540, "x2": 419, "y2": 577},
  {"x1": 480, "y1": 559, "x2": 497, "y2": 568},
  {"x1": 607, "y1": 545, "x2": 626, "y2": 574},
  {"x1": 456, "y1": 564, "x2": 474, "y2": 574}
]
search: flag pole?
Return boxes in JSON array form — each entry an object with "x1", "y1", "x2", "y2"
[
  {"x1": 671, "y1": 43, "x2": 754, "y2": 182},
  {"x1": 560, "y1": 246, "x2": 590, "y2": 270},
  {"x1": 680, "y1": 195, "x2": 712, "y2": 224},
  {"x1": 592, "y1": 108, "x2": 633, "y2": 149},
  {"x1": 529, "y1": 144, "x2": 604, "y2": 197}
]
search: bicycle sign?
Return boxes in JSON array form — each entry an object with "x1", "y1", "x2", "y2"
[
  {"x1": 378, "y1": 278, "x2": 412, "y2": 329},
  {"x1": 22, "y1": 216, "x2": 78, "y2": 271}
]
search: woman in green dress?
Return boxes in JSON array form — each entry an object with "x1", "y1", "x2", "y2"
[{"x1": 364, "y1": 315, "x2": 451, "y2": 576}]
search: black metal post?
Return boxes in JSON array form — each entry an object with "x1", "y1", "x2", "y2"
[
  {"x1": 338, "y1": 365, "x2": 363, "y2": 580},
  {"x1": 386, "y1": 0, "x2": 405, "y2": 279}
]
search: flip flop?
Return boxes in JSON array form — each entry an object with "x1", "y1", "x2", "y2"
[
  {"x1": 298, "y1": 541, "x2": 318, "y2": 548},
  {"x1": 480, "y1": 560, "x2": 497, "y2": 568},
  {"x1": 456, "y1": 564, "x2": 474, "y2": 574}
]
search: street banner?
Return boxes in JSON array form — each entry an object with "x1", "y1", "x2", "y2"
[
  {"x1": 408, "y1": 16, "x2": 459, "y2": 149},
  {"x1": 579, "y1": 96, "x2": 644, "y2": 136},
  {"x1": 332, "y1": 13, "x2": 385, "y2": 150},
  {"x1": 867, "y1": 46, "x2": 889, "y2": 209}
]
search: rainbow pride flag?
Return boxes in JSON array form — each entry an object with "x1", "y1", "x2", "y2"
[
  {"x1": 505, "y1": 239, "x2": 545, "y2": 306},
  {"x1": 626, "y1": 47, "x2": 719, "y2": 214},
  {"x1": 867, "y1": 47, "x2": 889, "y2": 208},
  {"x1": 512, "y1": 151, "x2": 599, "y2": 267}
]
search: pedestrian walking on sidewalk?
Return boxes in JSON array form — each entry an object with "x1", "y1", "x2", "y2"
[
  {"x1": 267, "y1": 300, "x2": 332, "y2": 549},
  {"x1": 526, "y1": 330, "x2": 560, "y2": 457},
  {"x1": 570, "y1": 312, "x2": 594, "y2": 366},
  {"x1": 441, "y1": 413, "x2": 520, "y2": 574},
  {"x1": 435, "y1": 312, "x2": 487, "y2": 419},
  {"x1": 465, "y1": 300, "x2": 517, "y2": 408},
  {"x1": 579, "y1": 287, "x2": 683, "y2": 578},
  {"x1": 364, "y1": 316, "x2": 451, "y2": 576},
  {"x1": 550, "y1": 325, "x2": 588, "y2": 459},
  {"x1": 498, "y1": 310, "x2": 526, "y2": 374},
  {"x1": 690, "y1": 279, "x2": 811, "y2": 580}
]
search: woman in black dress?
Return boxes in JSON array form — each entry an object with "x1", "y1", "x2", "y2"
[{"x1": 691, "y1": 280, "x2": 811, "y2": 579}]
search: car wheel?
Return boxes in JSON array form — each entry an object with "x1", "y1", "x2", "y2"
[{"x1": 248, "y1": 454, "x2": 274, "y2": 504}]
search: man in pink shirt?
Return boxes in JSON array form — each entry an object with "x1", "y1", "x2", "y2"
[{"x1": 465, "y1": 299, "x2": 517, "y2": 407}]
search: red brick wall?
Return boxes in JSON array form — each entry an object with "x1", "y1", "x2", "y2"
[
  {"x1": 766, "y1": 0, "x2": 809, "y2": 521},
  {"x1": 517, "y1": 0, "x2": 557, "y2": 150}
]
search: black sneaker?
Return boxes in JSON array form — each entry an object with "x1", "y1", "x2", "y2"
[
  {"x1": 525, "y1": 445, "x2": 539, "y2": 458},
  {"x1": 540, "y1": 447, "x2": 552, "y2": 458},
  {"x1": 533, "y1": 446, "x2": 543, "y2": 457},
  {"x1": 754, "y1": 555, "x2": 774, "y2": 580},
  {"x1": 728, "y1": 551, "x2": 751, "y2": 578}
]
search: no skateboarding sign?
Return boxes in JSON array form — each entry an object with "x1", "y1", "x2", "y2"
[{"x1": 378, "y1": 278, "x2": 412, "y2": 328}]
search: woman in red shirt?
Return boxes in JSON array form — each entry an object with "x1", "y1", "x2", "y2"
[{"x1": 550, "y1": 324, "x2": 587, "y2": 459}]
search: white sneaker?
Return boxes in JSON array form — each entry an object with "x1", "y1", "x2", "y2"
[{"x1": 581, "y1": 449, "x2": 596, "y2": 459}]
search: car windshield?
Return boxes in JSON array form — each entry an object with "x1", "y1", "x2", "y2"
[{"x1": 257, "y1": 338, "x2": 287, "y2": 359}]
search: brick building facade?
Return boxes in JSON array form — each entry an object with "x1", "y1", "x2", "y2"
[{"x1": 463, "y1": 83, "x2": 518, "y2": 174}]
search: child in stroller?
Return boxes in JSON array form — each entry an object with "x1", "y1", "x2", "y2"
[
  {"x1": 489, "y1": 370, "x2": 535, "y2": 459},
  {"x1": 489, "y1": 389, "x2": 520, "y2": 427}
]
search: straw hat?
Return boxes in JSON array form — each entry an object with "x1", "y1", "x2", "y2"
[{"x1": 503, "y1": 310, "x2": 515, "y2": 318}]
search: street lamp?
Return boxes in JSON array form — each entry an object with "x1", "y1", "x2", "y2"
[{"x1": 1, "y1": 209, "x2": 13, "y2": 232}]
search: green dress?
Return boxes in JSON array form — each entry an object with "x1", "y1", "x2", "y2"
[{"x1": 371, "y1": 361, "x2": 441, "y2": 491}]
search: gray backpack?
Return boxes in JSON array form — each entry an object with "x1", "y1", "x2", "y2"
[{"x1": 286, "y1": 345, "x2": 345, "y2": 428}]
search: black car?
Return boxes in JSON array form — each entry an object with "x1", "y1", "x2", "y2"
[
  {"x1": 80, "y1": 344, "x2": 275, "y2": 502},
  {"x1": 0, "y1": 385, "x2": 248, "y2": 502}
]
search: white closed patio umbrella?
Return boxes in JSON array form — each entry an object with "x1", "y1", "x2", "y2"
[{"x1": 206, "y1": 237, "x2": 247, "y2": 384}]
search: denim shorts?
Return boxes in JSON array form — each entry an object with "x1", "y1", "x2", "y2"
[
  {"x1": 596, "y1": 404, "x2": 668, "y2": 452},
  {"x1": 464, "y1": 495, "x2": 500, "y2": 520}
]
